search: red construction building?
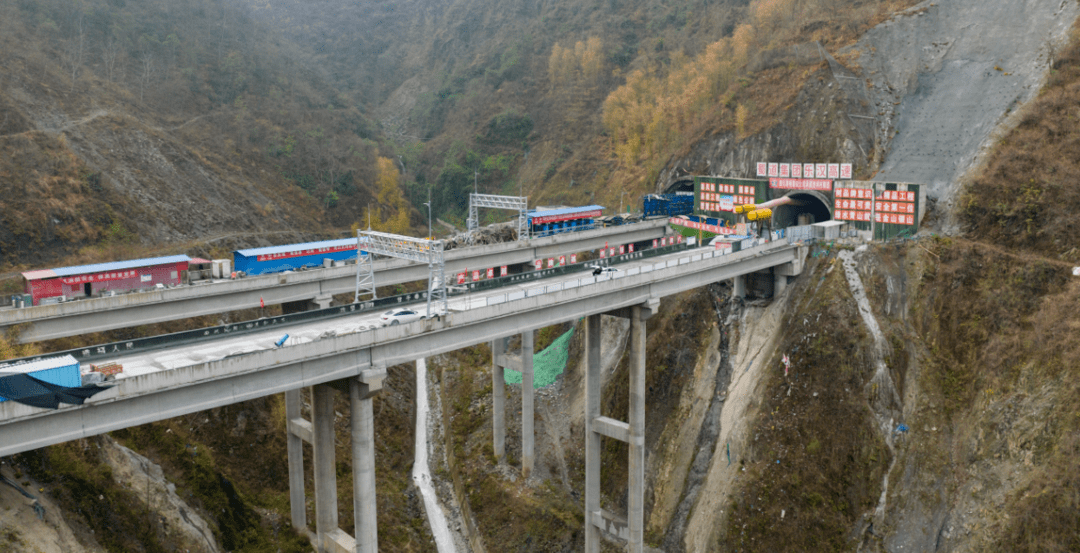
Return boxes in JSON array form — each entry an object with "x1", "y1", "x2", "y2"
[{"x1": 22, "y1": 255, "x2": 191, "y2": 306}]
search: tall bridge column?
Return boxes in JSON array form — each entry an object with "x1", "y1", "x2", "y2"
[
  {"x1": 521, "y1": 330, "x2": 535, "y2": 479},
  {"x1": 350, "y1": 368, "x2": 386, "y2": 553},
  {"x1": 284, "y1": 368, "x2": 386, "y2": 553},
  {"x1": 491, "y1": 337, "x2": 507, "y2": 461},
  {"x1": 584, "y1": 314, "x2": 602, "y2": 553},
  {"x1": 490, "y1": 331, "x2": 534, "y2": 478},
  {"x1": 584, "y1": 299, "x2": 657, "y2": 553},
  {"x1": 285, "y1": 390, "x2": 309, "y2": 533},
  {"x1": 312, "y1": 383, "x2": 339, "y2": 549}
]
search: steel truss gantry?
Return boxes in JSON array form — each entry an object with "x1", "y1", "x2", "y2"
[
  {"x1": 354, "y1": 231, "x2": 447, "y2": 318},
  {"x1": 353, "y1": 237, "x2": 376, "y2": 303},
  {"x1": 467, "y1": 193, "x2": 529, "y2": 241}
]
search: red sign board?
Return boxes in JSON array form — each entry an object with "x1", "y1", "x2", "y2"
[
  {"x1": 472, "y1": 270, "x2": 481, "y2": 282},
  {"x1": 457, "y1": 272, "x2": 466, "y2": 284},
  {"x1": 486, "y1": 268, "x2": 494, "y2": 278},
  {"x1": 500, "y1": 265, "x2": 508, "y2": 276}
]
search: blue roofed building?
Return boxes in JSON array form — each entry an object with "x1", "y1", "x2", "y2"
[{"x1": 233, "y1": 238, "x2": 362, "y2": 276}]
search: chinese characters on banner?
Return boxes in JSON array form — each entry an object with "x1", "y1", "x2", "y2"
[
  {"x1": 255, "y1": 243, "x2": 355, "y2": 262},
  {"x1": 874, "y1": 190, "x2": 916, "y2": 225},
  {"x1": 779, "y1": 163, "x2": 790, "y2": 178},
  {"x1": 501, "y1": 265, "x2": 508, "y2": 276},
  {"x1": 61, "y1": 270, "x2": 140, "y2": 285},
  {"x1": 457, "y1": 273, "x2": 467, "y2": 284},
  {"x1": 472, "y1": 270, "x2": 481, "y2": 282},
  {"x1": 757, "y1": 163, "x2": 852, "y2": 179},
  {"x1": 570, "y1": 254, "x2": 577, "y2": 264},
  {"x1": 486, "y1": 268, "x2": 494, "y2": 278},
  {"x1": 769, "y1": 178, "x2": 833, "y2": 191},
  {"x1": 699, "y1": 182, "x2": 754, "y2": 212},
  {"x1": 668, "y1": 218, "x2": 737, "y2": 235},
  {"x1": 834, "y1": 187, "x2": 874, "y2": 222}
]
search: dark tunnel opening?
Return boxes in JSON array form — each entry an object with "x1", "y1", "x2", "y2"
[{"x1": 773, "y1": 192, "x2": 832, "y2": 228}]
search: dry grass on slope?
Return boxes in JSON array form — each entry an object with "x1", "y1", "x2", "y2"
[
  {"x1": 909, "y1": 239, "x2": 1080, "y2": 552},
  {"x1": 720, "y1": 250, "x2": 889, "y2": 551},
  {"x1": 961, "y1": 23, "x2": 1080, "y2": 262}
]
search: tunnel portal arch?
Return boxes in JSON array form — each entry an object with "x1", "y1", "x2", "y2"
[{"x1": 773, "y1": 191, "x2": 832, "y2": 228}]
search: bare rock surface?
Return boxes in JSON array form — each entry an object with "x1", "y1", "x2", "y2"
[{"x1": 858, "y1": 0, "x2": 1079, "y2": 220}]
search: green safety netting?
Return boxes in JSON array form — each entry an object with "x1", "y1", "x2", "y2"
[{"x1": 504, "y1": 327, "x2": 575, "y2": 389}]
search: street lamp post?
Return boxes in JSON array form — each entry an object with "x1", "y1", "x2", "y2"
[{"x1": 423, "y1": 202, "x2": 432, "y2": 240}]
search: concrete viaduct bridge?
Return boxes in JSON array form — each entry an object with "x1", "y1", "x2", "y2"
[
  {"x1": 0, "y1": 237, "x2": 807, "y2": 553},
  {"x1": 0, "y1": 219, "x2": 669, "y2": 343}
]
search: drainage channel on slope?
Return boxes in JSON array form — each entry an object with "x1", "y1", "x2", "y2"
[{"x1": 413, "y1": 358, "x2": 457, "y2": 552}]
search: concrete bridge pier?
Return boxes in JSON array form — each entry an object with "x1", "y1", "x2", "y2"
[
  {"x1": 584, "y1": 299, "x2": 658, "y2": 553},
  {"x1": 491, "y1": 336, "x2": 507, "y2": 461},
  {"x1": 732, "y1": 274, "x2": 746, "y2": 299},
  {"x1": 285, "y1": 368, "x2": 386, "y2": 553},
  {"x1": 490, "y1": 331, "x2": 535, "y2": 477}
]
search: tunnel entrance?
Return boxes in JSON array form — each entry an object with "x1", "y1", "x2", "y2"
[{"x1": 773, "y1": 192, "x2": 832, "y2": 228}]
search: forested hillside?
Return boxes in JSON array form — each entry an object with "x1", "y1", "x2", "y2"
[
  {"x1": 0, "y1": 0, "x2": 416, "y2": 272},
  {"x1": 240, "y1": 0, "x2": 917, "y2": 220}
]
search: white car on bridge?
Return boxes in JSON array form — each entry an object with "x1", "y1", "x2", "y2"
[{"x1": 380, "y1": 309, "x2": 425, "y2": 326}]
